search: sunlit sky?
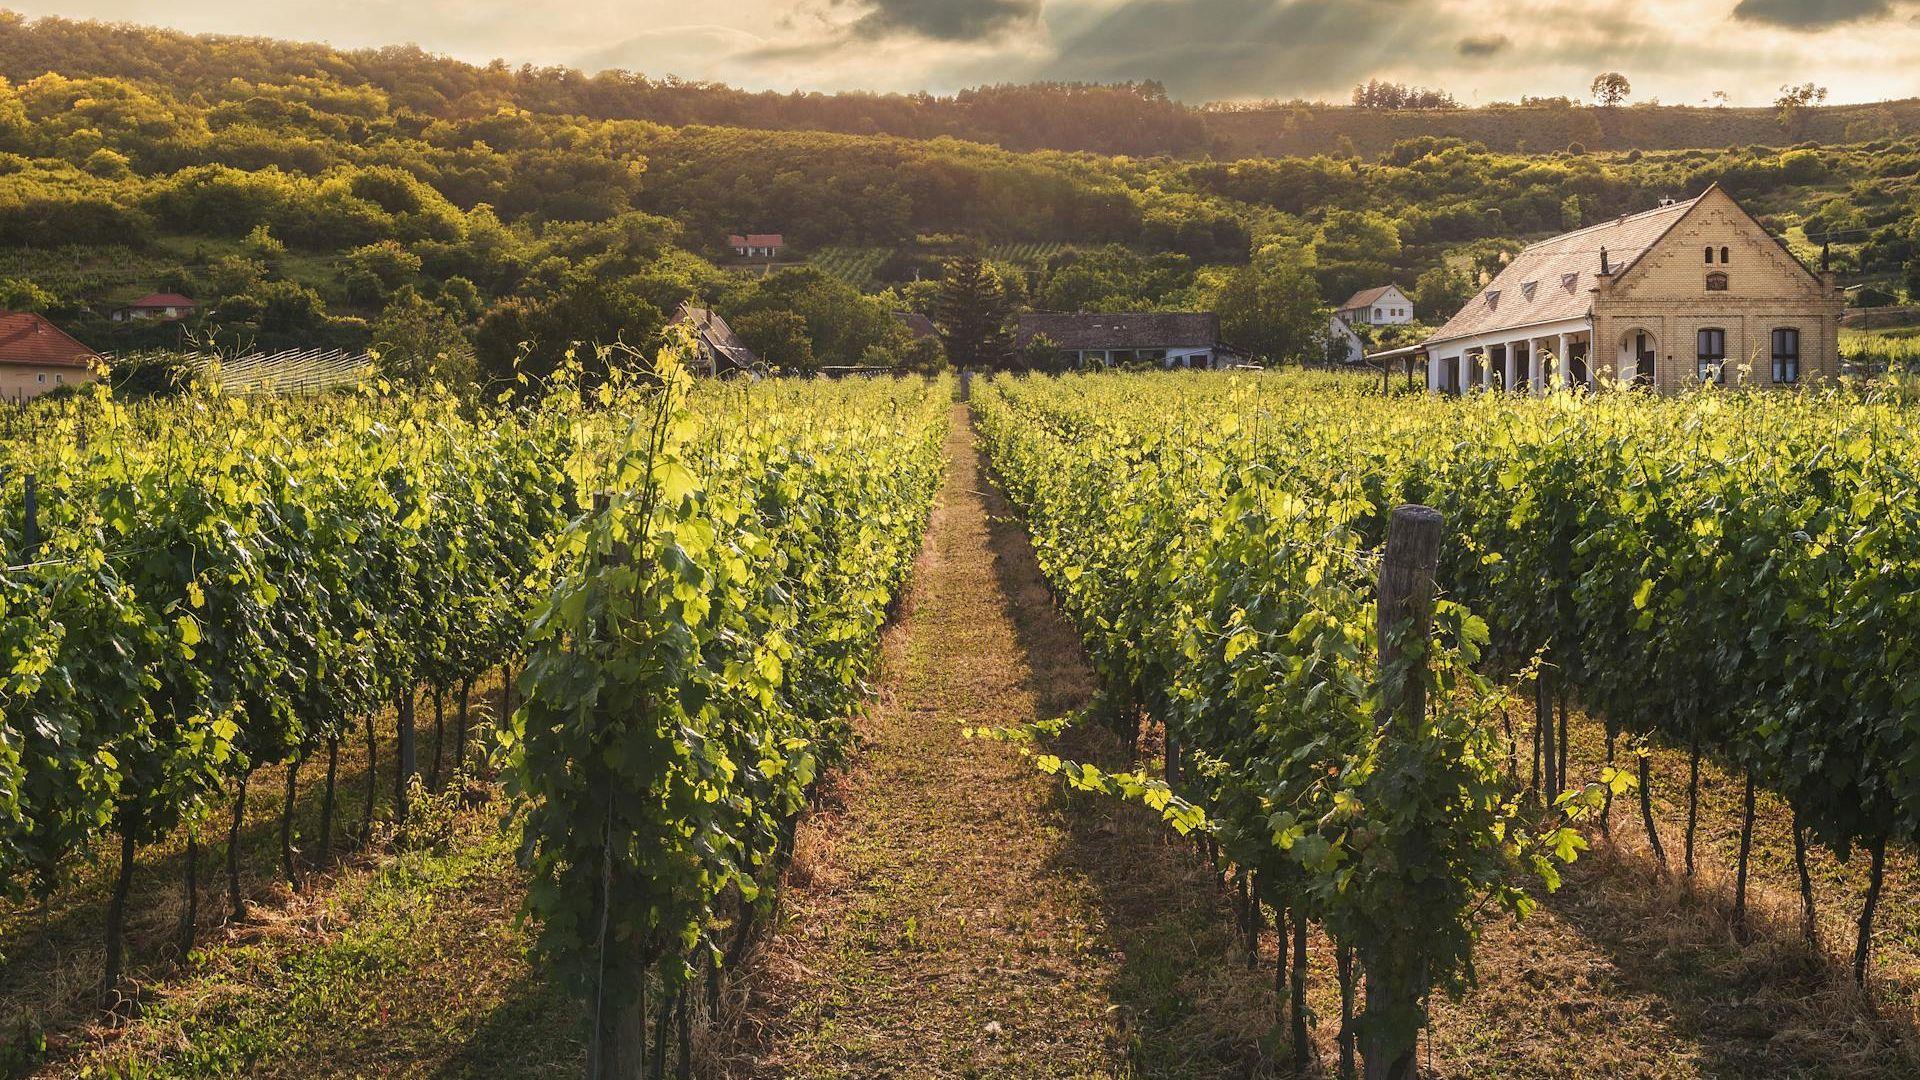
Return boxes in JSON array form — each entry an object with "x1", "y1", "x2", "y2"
[{"x1": 10, "y1": 0, "x2": 1920, "y2": 105}]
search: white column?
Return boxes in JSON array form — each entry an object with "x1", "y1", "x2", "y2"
[
  {"x1": 1505, "y1": 346, "x2": 1520, "y2": 392},
  {"x1": 1555, "y1": 333, "x2": 1570, "y2": 391},
  {"x1": 1528, "y1": 340, "x2": 1543, "y2": 396},
  {"x1": 1456, "y1": 353, "x2": 1469, "y2": 396},
  {"x1": 1427, "y1": 354, "x2": 1439, "y2": 394}
]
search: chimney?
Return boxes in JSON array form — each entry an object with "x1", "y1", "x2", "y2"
[{"x1": 1599, "y1": 247, "x2": 1610, "y2": 275}]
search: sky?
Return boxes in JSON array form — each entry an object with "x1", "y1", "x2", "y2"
[{"x1": 10, "y1": 0, "x2": 1920, "y2": 105}]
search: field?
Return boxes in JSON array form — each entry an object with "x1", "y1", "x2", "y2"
[{"x1": 5, "y1": 367, "x2": 1920, "y2": 1080}]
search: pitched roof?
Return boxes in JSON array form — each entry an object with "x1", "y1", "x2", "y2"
[
  {"x1": 0, "y1": 311, "x2": 99, "y2": 368},
  {"x1": 894, "y1": 311, "x2": 938, "y2": 340},
  {"x1": 1015, "y1": 312, "x2": 1220, "y2": 351},
  {"x1": 728, "y1": 234, "x2": 783, "y2": 247},
  {"x1": 670, "y1": 304, "x2": 757, "y2": 369},
  {"x1": 127, "y1": 292, "x2": 197, "y2": 309},
  {"x1": 1337, "y1": 285, "x2": 1402, "y2": 311},
  {"x1": 1428, "y1": 192, "x2": 1704, "y2": 344}
]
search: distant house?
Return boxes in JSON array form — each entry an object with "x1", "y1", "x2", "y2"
[
  {"x1": 729, "y1": 234, "x2": 784, "y2": 259},
  {"x1": 894, "y1": 311, "x2": 939, "y2": 341},
  {"x1": 1327, "y1": 315, "x2": 1367, "y2": 364},
  {"x1": 1014, "y1": 312, "x2": 1231, "y2": 369},
  {"x1": 111, "y1": 292, "x2": 199, "y2": 322},
  {"x1": 669, "y1": 303, "x2": 758, "y2": 375},
  {"x1": 0, "y1": 311, "x2": 100, "y2": 400},
  {"x1": 1423, "y1": 184, "x2": 1843, "y2": 394},
  {"x1": 1336, "y1": 285, "x2": 1414, "y2": 326}
]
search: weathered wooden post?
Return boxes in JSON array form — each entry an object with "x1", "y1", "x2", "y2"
[
  {"x1": 1361, "y1": 503, "x2": 1444, "y2": 1080},
  {"x1": 958, "y1": 368, "x2": 972, "y2": 402}
]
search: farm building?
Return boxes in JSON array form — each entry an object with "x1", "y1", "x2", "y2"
[
  {"x1": 110, "y1": 292, "x2": 199, "y2": 322},
  {"x1": 894, "y1": 311, "x2": 939, "y2": 341},
  {"x1": 1424, "y1": 184, "x2": 1843, "y2": 393},
  {"x1": 729, "y1": 234, "x2": 784, "y2": 259},
  {"x1": 1336, "y1": 285, "x2": 1414, "y2": 326},
  {"x1": 0, "y1": 311, "x2": 100, "y2": 400},
  {"x1": 1015, "y1": 312, "x2": 1232, "y2": 369},
  {"x1": 670, "y1": 303, "x2": 759, "y2": 375},
  {"x1": 1326, "y1": 315, "x2": 1367, "y2": 364}
]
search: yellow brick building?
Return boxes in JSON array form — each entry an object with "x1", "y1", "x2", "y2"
[{"x1": 1422, "y1": 184, "x2": 1843, "y2": 393}]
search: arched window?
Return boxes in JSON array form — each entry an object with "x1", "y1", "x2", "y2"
[
  {"x1": 1721, "y1": 246, "x2": 1731, "y2": 263},
  {"x1": 1697, "y1": 328, "x2": 1726, "y2": 383},
  {"x1": 1705, "y1": 245, "x2": 1715, "y2": 264},
  {"x1": 1706, "y1": 271, "x2": 1729, "y2": 291},
  {"x1": 1771, "y1": 327, "x2": 1800, "y2": 384}
]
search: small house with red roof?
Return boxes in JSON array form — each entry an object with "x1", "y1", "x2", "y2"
[
  {"x1": 0, "y1": 311, "x2": 100, "y2": 400},
  {"x1": 111, "y1": 292, "x2": 199, "y2": 322},
  {"x1": 728, "y1": 234, "x2": 784, "y2": 260}
]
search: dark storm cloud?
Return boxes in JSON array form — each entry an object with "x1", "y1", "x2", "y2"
[
  {"x1": 842, "y1": 0, "x2": 1043, "y2": 40},
  {"x1": 1457, "y1": 32, "x2": 1511, "y2": 56},
  {"x1": 1731, "y1": 0, "x2": 1896, "y2": 29}
]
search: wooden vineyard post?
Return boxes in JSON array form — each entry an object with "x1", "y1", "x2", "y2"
[
  {"x1": 1361, "y1": 504, "x2": 1444, "y2": 1080},
  {"x1": 958, "y1": 368, "x2": 972, "y2": 402}
]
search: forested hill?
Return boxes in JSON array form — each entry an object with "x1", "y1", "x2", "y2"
[
  {"x1": 0, "y1": 11, "x2": 1212, "y2": 158},
  {"x1": 3, "y1": 10, "x2": 1912, "y2": 161},
  {"x1": 1205, "y1": 99, "x2": 1920, "y2": 160}
]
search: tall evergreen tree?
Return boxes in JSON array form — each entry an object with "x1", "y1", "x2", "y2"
[{"x1": 934, "y1": 255, "x2": 1013, "y2": 371}]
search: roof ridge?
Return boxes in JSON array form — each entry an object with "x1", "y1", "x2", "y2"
[{"x1": 1516, "y1": 194, "x2": 1701, "y2": 253}]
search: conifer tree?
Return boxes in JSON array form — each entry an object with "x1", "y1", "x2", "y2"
[{"x1": 934, "y1": 255, "x2": 1013, "y2": 371}]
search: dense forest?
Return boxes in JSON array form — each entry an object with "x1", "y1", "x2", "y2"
[{"x1": 0, "y1": 10, "x2": 1916, "y2": 381}]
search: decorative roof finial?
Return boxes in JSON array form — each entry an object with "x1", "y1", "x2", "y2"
[{"x1": 1600, "y1": 246, "x2": 1610, "y2": 275}]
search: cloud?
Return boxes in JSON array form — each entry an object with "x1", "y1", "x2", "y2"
[
  {"x1": 1004, "y1": 0, "x2": 1466, "y2": 100},
  {"x1": 842, "y1": 0, "x2": 1042, "y2": 40},
  {"x1": 1456, "y1": 32, "x2": 1511, "y2": 56},
  {"x1": 1731, "y1": 0, "x2": 1897, "y2": 29}
]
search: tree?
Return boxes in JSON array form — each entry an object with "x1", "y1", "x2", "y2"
[
  {"x1": 1775, "y1": 82, "x2": 1828, "y2": 136},
  {"x1": 372, "y1": 288, "x2": 476, "y2": 386},
  {"x1": 732, "y1": 309, "x2": 816, "y2": 372},
  {"x1": 1211, "y1": 251, "x2": 1328, "y2": 366},
  {"x1": 1591, "y1": 72, "x2": 1631, "y2": 108},
  {"x1": 1413, "y1": 263, "x2": 1476, "y2": 318},
  {"x1": 934, "y1": 255, "x2": 1012, "y2": 371},
  {"x1": 1018, "y1": 332, "x2": 1069, "y2": 373}
]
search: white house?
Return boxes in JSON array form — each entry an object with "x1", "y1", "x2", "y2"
[
  {"x1": 1327, "y1": 314, "x2": 1366, "y2": 364},
  {"x1": 1015, "y1": 312, "x2": 1231, "y2": 369},
  {"x1": 1336, "y1": 285, "x2": 1414, "y2": 326},
  {"x1": 728, "y1": 233, "x2": 784, "y2": 259}
]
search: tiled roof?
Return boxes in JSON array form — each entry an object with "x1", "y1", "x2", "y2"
[
  {"x1": 0, "y1": 311, "x2": 99, "y2": 368},
  {"x1": 670, "y1": 304, "x2": 758, "y2": 369},
  {"x1": 1015, "y1": 312, "x2": 1220, "y2": 351},
  {"x1": 1337, "y1": 285, "x2": 1400, "y2": 311},
  {"x1": 128, "y1": 292, "x2": 197, "y2": 308},
  {"x1": 1427, "y1": 193, "x2": 1704, "y2": 344},
  {"x1": 728, "y1": 234, "x2": 783, "y2": 247},
  {"x1": 894, "y1": 311, "x2": 938, "y2": 340}
]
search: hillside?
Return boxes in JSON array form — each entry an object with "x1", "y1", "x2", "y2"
[
  {"x1": 1205, "y1": 99, "x2": 1920, "y2": 159},
  {"x1": 2, "y1": 10, "x2": 1914, "y2": 162}
]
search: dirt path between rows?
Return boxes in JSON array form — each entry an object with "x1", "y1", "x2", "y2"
[{"x1": 707, "y1": 404, "x2": 1266, "y2": 1079}]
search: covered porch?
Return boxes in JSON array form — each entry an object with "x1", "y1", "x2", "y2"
[{"x1": 1424, "y1": 319, "x2": 1596, "y2": 396}]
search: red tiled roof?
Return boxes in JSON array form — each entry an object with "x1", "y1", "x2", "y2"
[
  {"x1": 0, "y1": 311, "x2": 99, "y2": 368},
  {"x1": 728, "y1": 234, "x2": 783, "y2": 247},
  {"x1": 128, "y1": 292, "x2": 197, "y2": 309}
]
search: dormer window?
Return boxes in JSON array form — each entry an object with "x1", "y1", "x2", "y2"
[
  {"x1": 1706, "y1": 271, "x2": 1729, "y2": 291},
  {"x1": 1562, "y1": 272, "x2": 1579, "y2": 291},
  {"x1": 1521, "y1": 281, "x2": 1537, "y2": 300},
  {"x1": 1485, "y1": 290, "x2": 1501, "y2": 309}
]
